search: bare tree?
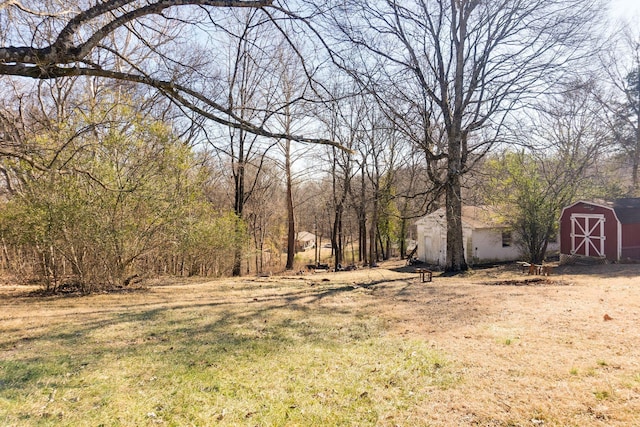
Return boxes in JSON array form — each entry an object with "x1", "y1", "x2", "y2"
[
  {"x1": 318, "y1": 85, "x2": 364, "y2": 269},
  {"x1": 316, "y1": 0, "x2": 604, "y2": 272},
  {"x1": 0, "y1": 0, "x2": 343, "y2": 149},
  {"x1": 270, "y1": 41, "x2": 315, "y2": 270},
  {"x1": 244, "y1": 161, "x2": 283, "y2": 274},
  {"x1": 393, "y1": 151, "x2": 440, "y2": 259},
  {"x1": 600, "y1": 28, "x2": 640, "y2": 195},
  {"x1": 484, "y1": 80, "x2": 609, "y2": 263},
  {"x1": 195, "y1": 8, "x2": 283, "y2": 276}
]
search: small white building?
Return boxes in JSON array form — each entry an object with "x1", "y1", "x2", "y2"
[
  {"x1": 295, "y1": 231, "x2": 316, "y2": 251},
  {"x1": 415, "y1": 206, "x2": 557, "y2": 266}
]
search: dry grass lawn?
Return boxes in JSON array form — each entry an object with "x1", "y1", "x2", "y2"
[{"x1": 1, "y1": 261, "x2": 639, "y2": 426}]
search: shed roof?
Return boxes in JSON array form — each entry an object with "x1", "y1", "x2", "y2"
[
  {"x1": 419, "y1": 206, "x2": 507, "y2": 229},
  {"x1": 613, "y1": 198, "x2": 640, "y2": 224},
  {"x1": 295, "y1": 231, "x2": 316, "y2": 242},
  {"x1": 461, "y1": 206, "x2": 507, "y2": 229}
]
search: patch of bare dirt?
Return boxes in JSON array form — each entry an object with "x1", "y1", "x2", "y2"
[{"x1": 482, "y1": 277, "x2": 570, "y2": 286}]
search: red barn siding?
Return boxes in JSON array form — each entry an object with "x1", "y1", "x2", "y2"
[
  {"x1": 622, "y1": 223, "x2": 640, "y2": 260},
  {"x1": 561, "y1": 199, "x2": 640, "y2": 262},
  {"x1": 560, "y1": 202, "x2": 619, "y2": 261}
]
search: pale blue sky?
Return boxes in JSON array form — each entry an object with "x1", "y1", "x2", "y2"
[{"x1": 610, "y1": 0, "x2": 640, "y2": 20}]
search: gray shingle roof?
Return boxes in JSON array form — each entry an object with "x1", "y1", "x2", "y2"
[{"x1": 613, "y1": 198, "x2": 640, "y2": 224}]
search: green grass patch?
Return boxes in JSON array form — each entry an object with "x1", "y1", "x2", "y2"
[
  {"x1": 585, "y1": 367, "x2": 598, "y2": 377},
  {"x1": 0, "y1": 284, "x2": 458, "y2": 426}
]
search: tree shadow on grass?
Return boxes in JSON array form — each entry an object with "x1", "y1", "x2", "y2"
[
  {"x1": 0, "y1": 269, "x2": 484, "y2": 408},
  {"x1": 0, "y1": 279, "x2": 389, "y2": 390}
]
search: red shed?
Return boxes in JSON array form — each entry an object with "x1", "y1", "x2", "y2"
[{"x1": 559, "y1": 199, "x2": 640, "y2": 262}]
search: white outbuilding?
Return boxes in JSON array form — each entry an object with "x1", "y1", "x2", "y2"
[{"x1": 415, "y1": 206, "x2": 557, "y2": 266}]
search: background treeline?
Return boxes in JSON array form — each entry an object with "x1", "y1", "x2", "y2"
[
  {"x1": 1, "y1": 73, "x2": 634, "y2": 291},
  {"x1": 0, "y1": 4, "x2": 639, "y2": 291},
  {"x1": 0, "y1": 83, "x2": 241, "y2": 292}
]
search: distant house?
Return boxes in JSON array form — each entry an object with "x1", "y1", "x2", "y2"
[
  {"x1": 415, "y1": 206, "x2": 559, "y2": 266},
  {"x1": 295, "y1": 231, "x2": 316, "y2": 252},
  {"x1": 559, "y1": 198, "x2": 640, "y2": 262}
]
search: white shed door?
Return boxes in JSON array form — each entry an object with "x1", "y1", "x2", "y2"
[
  {"x1": 570, "y1": 214, "x2": 605, "y2": 257},
  {"x1": 424, "y1": 236, "x2": 445, "y2": 265}
]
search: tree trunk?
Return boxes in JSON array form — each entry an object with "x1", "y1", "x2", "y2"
[
  {"x1": 368, "y1": 218, "x2": 377, "y2": 266},
  {"x1": 358, "y1": 168, "x2": 367, "y2": 264},
  {"x1": 632, "y1": 74, "x2": 640, "y2": 195},
  {"x1": 385, "y1": 234, "x2": 390, "y2": 260},
  {"x1": 444, "y1": 6, "x2": 470, "y2": 273},
  {"x1": 332, "y1": 207, "x2": 343, "y2": 268},
  {"x1": 376, "y1": 227, "x2": 388, "y2": 260},
  {"x1": 445, "y1": 145, "x2": 468, "y2": 272},
  {"x1": 399, "y1": 218, "x2": 407, "y2": 259},
  {"x1": 285, "y1": 139, "x2": 295, "y2": 270},
  {"x1": 369, "y1": 182, "x2": 379, "y2": 267},
  {"x1": 632, "y1": 121, "x2": 640, "y2": 195},
  {"x1": 232, "y1": 169, "x2": 244, "y2": 276}
]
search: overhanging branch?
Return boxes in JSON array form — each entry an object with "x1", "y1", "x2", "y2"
[
  {"x1": 0, "y1": 63, "x2": 348, "y2": 151},
  {"x1": 0, "y1": 0, "x2": 350, "y2": 151}
]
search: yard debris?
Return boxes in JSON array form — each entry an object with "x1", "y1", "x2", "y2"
[
  {"x1": 482, "y1": 278, "x2": 566, "y2": 286},
  {"x1": 215, "y1": 409, "x2": 227, "y2": 420},
  {"x1": 603, "y1": 314, "x2": 613, "y2": 321}
]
